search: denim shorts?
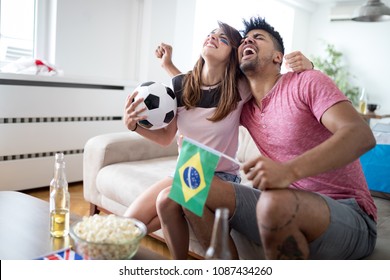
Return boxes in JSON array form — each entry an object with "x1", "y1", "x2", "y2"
[
  {"x1": 230, "y1": 183, "x2": 261, "y2": 243},
  {"x1": 309, "y1": 195, "x2": 377, "y2": 259},
  {"x1": 214, "y1": 171, "x2": 241, "y2": 183},
  {"x1": 169, "y1": 171, "x2": 241, "y2": 183},
  {"x1": 230, "y1": 183, "x2": 377, "y2": 259}
]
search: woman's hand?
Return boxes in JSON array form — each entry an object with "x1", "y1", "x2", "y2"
[
  {"x1": 284, "y1": 51, "x2": 314, "y2": 73},
  {"x1": 123, "y1": 91, "x2": 147, "y2": 131},
  {"x1": 155, "y1": 43, "x2": 173, "y2": 68},
  {"x1": 155, "y1": 42, "x2": 181, "y2": 77}
]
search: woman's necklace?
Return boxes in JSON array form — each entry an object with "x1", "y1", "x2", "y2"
[{"x1": 201, "y1": 81, "x2": 221, "y2": 92}]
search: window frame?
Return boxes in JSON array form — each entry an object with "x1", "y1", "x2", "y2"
[{"x1": 0, "y1": 0, "x2": 56, "y2": 69}]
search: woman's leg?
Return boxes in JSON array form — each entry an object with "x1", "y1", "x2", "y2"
[
  {"x1": 156, "y1": 187, "x2": 189, "y2": 260},
  {"x1": 123, "y1": 176, "x2": 173, "y2": 234},
  {"x1": 183, "y1": 176, "x2": 239, "y2": 259},
  {"x1": 184, "y1": 206, "x2": 239, "y2": 259}
]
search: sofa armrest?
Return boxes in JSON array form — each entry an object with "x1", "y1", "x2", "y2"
[{"x1": 83, "y1": 132, "x2": 178, "y2": 205}]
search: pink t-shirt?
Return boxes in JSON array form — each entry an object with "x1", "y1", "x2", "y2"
[
  {"x1": 240, "y1": 70, "x2": 377, "y2": 221},
  {"x1": 174, "y1": 75, "x2": 251, "y2": 175}
]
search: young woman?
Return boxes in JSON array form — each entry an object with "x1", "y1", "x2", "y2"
[{"x1": 123, "y1": 21, "x2": 312, "y2": 259}]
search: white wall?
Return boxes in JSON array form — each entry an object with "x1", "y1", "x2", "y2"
[
  {"x1": 55, "y1": 0, "x2": 143, "y2": 82},
  {"x1": 54, "y1": 0, "x2": 195, "y2": 87},
  {"x1": 289, "y1": 4, "x2": 313, "y2": 55},
  {"x1": 52, "y1": 0, "x2": 390, "y2": 122},
  {"x1": 305, "y1": 1, "x2": 390, "y2": 122},
  {"x1": 137, "y1": 0, "x2": 196, "y2": 86}
]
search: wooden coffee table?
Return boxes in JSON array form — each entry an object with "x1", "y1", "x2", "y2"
[{"x1": 0, "y1": 191, "x2": 165, "y2": 260}]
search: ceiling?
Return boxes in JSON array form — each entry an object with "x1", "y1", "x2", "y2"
[{"x1": 309, "y1": 0, "x2": 362, "y2": 2}]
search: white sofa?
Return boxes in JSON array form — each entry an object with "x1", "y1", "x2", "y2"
[{"x1": 83, "y1": 127, "x2": 390, "y2": 259}]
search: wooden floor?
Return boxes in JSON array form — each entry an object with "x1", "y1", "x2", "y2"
[{"x1": 22, "y1": 181, "x2": 175, "y2": 259}]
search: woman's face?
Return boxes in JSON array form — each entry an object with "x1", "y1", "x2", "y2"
[{"x1": 201, "y1": 27, "x2": 232, "y2": 64}]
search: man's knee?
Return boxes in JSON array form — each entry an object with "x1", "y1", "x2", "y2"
[{"x1": 256, "y1": 189, "x2": 300, "y2": 228}]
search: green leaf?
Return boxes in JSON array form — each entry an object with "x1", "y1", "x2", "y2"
[{"x1": 311, "y1": 42, "x2": 359, "y2": 106}]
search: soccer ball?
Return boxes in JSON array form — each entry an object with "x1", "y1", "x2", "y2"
[{"x1": 133, "y1": 81, "x2": 177, "y2": 130}]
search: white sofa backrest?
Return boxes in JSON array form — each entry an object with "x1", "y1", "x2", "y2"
[{"x1": 237, "y1": 126, "x2": 261, "y2": 164}]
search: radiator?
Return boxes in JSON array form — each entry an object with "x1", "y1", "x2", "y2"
[{"x1": 0, "y1": 73, "x2": 136, "y2": 191}]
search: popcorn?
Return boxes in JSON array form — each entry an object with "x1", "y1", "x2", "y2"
[{"x1": 70, "y1": 214, "x2": 146, "y2": 259}]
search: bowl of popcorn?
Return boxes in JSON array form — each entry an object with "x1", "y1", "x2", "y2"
[{"x1": 69, "y1": 214, "x2": 147, "y2": 260}]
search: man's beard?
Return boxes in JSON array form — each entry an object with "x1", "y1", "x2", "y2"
[
  {"x1": 240, "y1": 54, "x2": 275, "y2": 75},
  {"x1": 239, "y1": 59, "x2": 258, "y2": 75}
]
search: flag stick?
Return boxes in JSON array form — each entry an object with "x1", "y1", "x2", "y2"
[
  {"x1": 181, "y1": 135, "x2": 242, "y2": 167},
  {"x1": 219, "y1": 152, "x2": 243, "y2": 167}
]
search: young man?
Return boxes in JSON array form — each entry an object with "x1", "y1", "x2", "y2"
[
  {"x1": 233, "y1": 16, "x2": 377, "y2": 259},
  {"x1": 176, "y1": 17, "x2": 376, "y2": 260}
]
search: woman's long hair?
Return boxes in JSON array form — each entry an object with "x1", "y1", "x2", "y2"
[{"x1": 181, "y1": 21, "x2": 242, "y2": 122}]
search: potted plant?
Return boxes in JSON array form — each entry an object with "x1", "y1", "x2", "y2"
[{"x1": 311, "y1": 43, "x2": 360, "y2": 106}]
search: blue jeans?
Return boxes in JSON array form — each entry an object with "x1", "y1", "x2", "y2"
[{"x1": 214, "y1": 171, "x2": 241, "y2": 183}]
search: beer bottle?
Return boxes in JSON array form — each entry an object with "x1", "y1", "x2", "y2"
[
  {"x1": 49, "y1": 153, "x2": 70, "y2": 237},
  {"x1": 205, "y1": 208, "x2": 232, "y2": 260},
  {"x1": 359, "y1": 88, "x2": 368, "y2": 114}
]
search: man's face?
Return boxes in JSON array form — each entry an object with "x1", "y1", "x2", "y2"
[{"x1": 238, "y1": 29, "x2": 279, "y2": 74}]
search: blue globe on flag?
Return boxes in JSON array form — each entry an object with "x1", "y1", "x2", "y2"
[{"x1": 183, "y1": 166, "x2": 201, "y2": 190}]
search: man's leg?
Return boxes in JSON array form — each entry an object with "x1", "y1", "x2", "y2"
[
  {"x1": 256, "y1": 189, "x2": 328, "y2": 259},
  {"x1": 309, "y1": 194, "x2": 377, "y2": 259},
  {"x1": 256, "y1": 189, "x2": 376, "y2": 259}
]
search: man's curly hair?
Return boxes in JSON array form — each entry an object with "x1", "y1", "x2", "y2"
[{"x1": 242, "y1": 16, "x2": 285, "y2": 55}]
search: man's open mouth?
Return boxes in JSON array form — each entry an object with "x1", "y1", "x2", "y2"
[{"x1": 242, "y1": 46, "x2": 256, "y2": 59}]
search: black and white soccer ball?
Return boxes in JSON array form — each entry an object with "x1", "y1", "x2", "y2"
[{"x1": 133, "y1": 81, "x2": 177, "y2": 130}]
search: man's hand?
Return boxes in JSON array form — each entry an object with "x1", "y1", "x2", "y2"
[
  {"x1": 242, "y1": 156, "x2": 296, "y2": 190},
  {"x1": 284, "y1": 51, "x2": 314, "y2": 73}
]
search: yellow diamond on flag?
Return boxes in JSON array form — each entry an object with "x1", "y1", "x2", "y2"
[
  {"x1": 169, "y1": 137, "x2": 221, "y2": 216},
  {"x1": 179, "y1": 152, "x2": 206, "y2": 202}
]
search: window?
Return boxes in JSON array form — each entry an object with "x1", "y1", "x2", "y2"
[
  {"x1": 192, "y1": 0, "x2": 295, "y2": 73},
  {"x1": 0, "y1": 0, "x2": 36, "y2": 68}
]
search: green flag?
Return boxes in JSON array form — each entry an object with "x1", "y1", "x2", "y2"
[{"x1": 169, "y1": 137, "x2": 220, "y2": 216}]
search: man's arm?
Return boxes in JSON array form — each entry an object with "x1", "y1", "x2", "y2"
[
  {"x1": 287, "y1": 101, "x2": 376, "y2": 181},
  {"x1": 243, "y1": 101, "x2": 376, "y2": 190}
]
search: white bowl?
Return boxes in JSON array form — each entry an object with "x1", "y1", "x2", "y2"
[{"x1": 69, "y1": 214, "x2": 146, "y2": 260}]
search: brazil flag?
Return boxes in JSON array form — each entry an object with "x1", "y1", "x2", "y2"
[{"x1": 169, "y1": 137, "x2": 220, "y2": 216}]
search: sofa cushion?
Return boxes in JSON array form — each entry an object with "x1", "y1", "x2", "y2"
[
  {"x1": 237, "y1": 126, "x2": 260, "y2": 163},
  {"x1": 96, "y1": 156, "x2": 178, "y2": 214}
]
